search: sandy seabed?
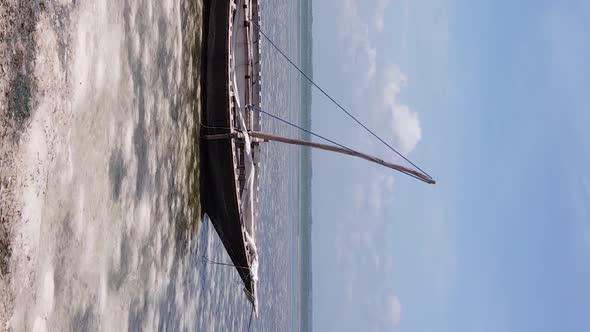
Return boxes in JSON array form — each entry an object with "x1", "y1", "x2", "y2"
[{"x1": 0, "y1": 0, "x2": 209, "y2": 330}]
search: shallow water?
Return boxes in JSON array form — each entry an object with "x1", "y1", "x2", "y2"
[
  {"x1": 10, "y1": 0, "x2": 211, "y2": 330},
  {"x1": 8, "y1": 0, "x2": 303, "y2": 331}
]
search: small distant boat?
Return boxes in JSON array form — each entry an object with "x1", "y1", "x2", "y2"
[{"x1": 201, "y1": 0, "x2": 434, "y2": 318}]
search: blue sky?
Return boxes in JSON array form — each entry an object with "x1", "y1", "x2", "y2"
[{"x1": 311, "y1": 0, "x2": 590, "y2": 331}]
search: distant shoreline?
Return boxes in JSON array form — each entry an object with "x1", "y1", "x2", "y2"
[{"x1": 298, "y1": 0, "x2": 313, "y2": 331}]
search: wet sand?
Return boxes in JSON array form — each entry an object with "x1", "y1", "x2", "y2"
[{"x1": 0, "y1": 0, "x2": 204, "y2": 329}]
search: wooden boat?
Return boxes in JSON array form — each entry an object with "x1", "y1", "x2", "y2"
[
  {"x1": 202, "y1": 0, "x2": 262, "y2": 314},
  {"x1": 201, "y1": 0, "x2": 434, "y2": 318}
]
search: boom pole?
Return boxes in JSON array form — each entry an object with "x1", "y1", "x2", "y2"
[{"x1": 249, "y1": 131, "x2": 435, "y2": 184}]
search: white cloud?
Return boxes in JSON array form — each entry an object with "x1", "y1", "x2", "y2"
[
  {"x1": 374, "y1": 0, "x2": 392, "y2": 32},
  {"x1": 317, "y1": 2, "x2": 459, "y2": 330},
  {"x1": 333, "y1": 0, "x2": 423, "y2": 262},
  {"x1": 337, "y1": 0, "x2": 378, "y2": 81},
  {"x1": 386, "y1": 294, "x2": 402, "y2": 326},
  {"x1": 392, "y1": 104, "x2": 422, "y2": 154},
  {"x1": 380, "y1": 64, "x2": 407, "y2": 107},
  {"x1": 337, "y1": 1, "x2": 424, "y2": 158},
  {"x1": 366, "y1": 45, "x2": 378, "y2": 81},
  {"x1": 379, "y1": 64, "x2": 422, "y2": 154},
  {"x1": 337, "y1": 16, "x2": 423, "y2": 156},
  {"x1": 329, "y1": 2, "x2": 423, "y2": 327},
  {"x1": 368, "y1": 173, "x2": 395, "y2": 212}
]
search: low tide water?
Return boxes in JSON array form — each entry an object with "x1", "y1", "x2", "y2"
[{"x1": 6, "y1": 0, "x2": 303, "y2": 330}]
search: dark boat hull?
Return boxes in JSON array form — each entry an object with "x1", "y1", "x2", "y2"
[{"x1": 201, "y1": 0, "x2": 254, "y2": 293}]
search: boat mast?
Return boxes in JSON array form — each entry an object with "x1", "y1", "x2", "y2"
[{"x1": 248, "y1": 131, "x2": 435, "y2": 184}]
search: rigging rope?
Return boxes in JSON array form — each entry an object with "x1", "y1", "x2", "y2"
[
  {"x1": 248, "y1": 106, "x2": 348, "y2": 151},
  {"x1": 247, "y1": 105, "x2": 430, "y2": 184},
  {"x1": 250, "y1": 20, "x2": 433, "y2": 181},
  {"x1": 247, "y1": 305, "x2": 254, "y2": 332},
  {"x1": 201, "y1": 254, "x2": 257, "y2": 331},
  {"x1": 202, "y1": 255, "x2": 250, "y2": 270}
]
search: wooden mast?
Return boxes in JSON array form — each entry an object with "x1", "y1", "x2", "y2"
[{"x1": 248, "y1": 131, "x2": 435, "y2": 184}]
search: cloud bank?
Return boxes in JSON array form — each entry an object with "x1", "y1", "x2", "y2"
[
  {"x1": 327, "y1": 0, "x2": 425, "y2": 329},
  {"x1": 337, "y1": 0, "x2": 422, "y2": 156}
]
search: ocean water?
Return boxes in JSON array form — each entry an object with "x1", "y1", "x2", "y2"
[
  {"x1": 6, "y1": 0, "x2": 305, "y2": 330},
  {"x1": 256, "y1": 0, "x2": 304, "y2": 329},
  {"x1": 181, "y1": 0, "x2": 306, "y2": 330}
]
